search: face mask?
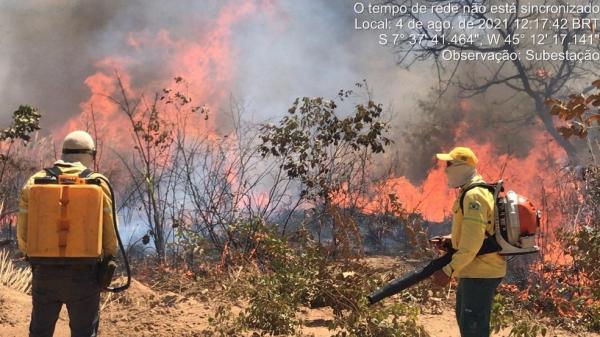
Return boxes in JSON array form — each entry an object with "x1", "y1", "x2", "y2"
[{"x1": 445, "y1": 163, "x2": 476, "y2": 188}]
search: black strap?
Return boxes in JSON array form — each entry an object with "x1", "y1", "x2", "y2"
[
  {"x1": 44, "y1": 166, "x2": 94, "y2": 178},
  {"x1": 63, "y1": 148, "x2": 96, "y2": 155},
  {"x1": 79, "y1": 169, "x2": 94, "y2": 178},
  {"x1": 44, "y1": 166, "x2": 62, "y2": 178},
  {"x1": 459, "y1": 182, "x2": 496, "y2": 237}
]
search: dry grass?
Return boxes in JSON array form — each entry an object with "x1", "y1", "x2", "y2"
[{"x1": 0, "y1": 249, "x2": 31, "y2": 294}]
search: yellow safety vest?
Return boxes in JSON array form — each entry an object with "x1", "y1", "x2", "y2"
[{"x1": 442, "y1": 175, "x2": 507, "y2": 278}]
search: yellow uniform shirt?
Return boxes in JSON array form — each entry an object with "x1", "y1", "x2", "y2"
[
  {"x1": 17, "y1": 161, "x2": 118, "y2": 257},
  {"x1": 442, "y1": 175, "x2": 506, "y2": 278}
]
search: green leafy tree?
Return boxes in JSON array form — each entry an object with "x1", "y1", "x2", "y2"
[
  {"x1": 0, "y1": 105, "x2": 41, "y2": 243},
  {"x1": 0, "y1": 105, "x2": 41, "y2": 142},
  {"x1": 0, "y1": 105, "x2": 41, "y2": 185},
  {"x1": 259, "y1": 83, "x2": 391, "y2": 254}
]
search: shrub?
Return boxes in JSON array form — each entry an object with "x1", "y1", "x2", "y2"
[
  {"x1": 244, "y1": 275, "x2": 300, "y2": 335},
  {"x1": 331, "y1": 301, "x2": 429, "y2": 337},
  {"x1": 203, "y1": 304, "x2": 245, "y2": 337},
  {"x1": 583, "y1": 303, "x2": 600, "y2": 332},
  {"x1": 491, "y1": 293, "x2": 549, "y2": 337},
  {"x1": 203, "y1": 218, "x2": 429, "y2": 336},
  {"x1": 241, "y1": 225, "x2": 323, "y2": 335}
]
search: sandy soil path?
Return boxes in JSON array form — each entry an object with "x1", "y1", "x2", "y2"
[{"x1": 1, "y1": 281, "x2": 597, "y2": 337}]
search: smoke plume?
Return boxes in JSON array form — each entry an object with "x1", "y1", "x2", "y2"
[
  {"x1": 0, "y1": 1, "x2": 424, "y2": 130},
  {"x1": 0, "y1": 0, "x2": 567, "y2": 185}
]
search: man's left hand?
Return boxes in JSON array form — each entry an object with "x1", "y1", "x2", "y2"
[{"x1": 431, "y1": 269, "x2": 451, "y2": 287}]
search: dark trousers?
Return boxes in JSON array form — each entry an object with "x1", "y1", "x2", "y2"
[
  {"x1": 29, "y1": 264, "x2": 100, "y2": 337},
  {"x1": 455, "y1": 277, "x2": 502, "y2": 337}
]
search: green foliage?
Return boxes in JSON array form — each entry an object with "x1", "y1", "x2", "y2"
[
  {"x1": 560, "y1": 225, "x2": 600, "y2": 285},
  {"x1": 310, "y1": 261, "x2": 374, "y2": 313},
  {"x1": 202, "y1": 217, "x2": 428, "y2": 336},
  {"x1": 566, "y1": 166, "x2": 600, "y2": 286},
  {"x1": 331, "y1": 301, "x2": 429, "y2": 337},
  {"x1": 170, "y1": 224, "x2": 209, "y2": 272},
  {"x1": 218, "y1": 221, "x2": 324, "y2": 335},
  {"x1": 491, "y1": 294, "x2": 549, "y2": 337},
  {"x1": 244, "y1": 274, "x2": 300, "y2": 335},
  {"x1": 0, "y1": 105, "x2": 42, "y2": 194},
  {"x1": 204, "y1": 304, "x2": 245, "y2": 337},
  {"x1": 204, "y1": 303, "x2": 308, "y2": 337},
  {"x1": 490, "y1": 294, "x2": 512, "y2": 333},
  {"x1": 0, "y1": 105, "x2": 41, "y2": 143},
  {"x1": 259, "y1": 83, "x2": 391, "y2": 200},
  {"x1": 245, "y1": 225, "x2": 428, "y2": 336},
  {"x1": 586, "y1": 166, "x2": 600, "y2": 212},
  {"x1": 582, "y1": 303, "x2": 600, "y2": 332},
  {"x1": 509, "y1": 321, "x2": 549, "y2": 337},
  {"x1": 258, "y1": 84, "x2": 391, "y2": 256},
  {"x1": 550, "y1": 166, "x2": 600, "y2": 332}
]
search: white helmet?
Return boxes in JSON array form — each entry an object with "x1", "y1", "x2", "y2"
[{"x1": 61, "y1": 130, "x2": 96, "y2": 167}]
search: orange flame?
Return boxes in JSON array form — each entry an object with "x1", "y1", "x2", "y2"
[
  {"x1": 335, "y1": 131, "x2": 566, "y2": 225},
  {"x1": 59, "y1": 0, "x2": 276, "y2": 148}
]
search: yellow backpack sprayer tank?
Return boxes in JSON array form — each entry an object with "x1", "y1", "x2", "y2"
[
  {"x1": 27, "y1": 167, "x2": 131, "y2": 292},
  {"x1": 27, "y1": 175, "x2": 103, "y2": 259}
]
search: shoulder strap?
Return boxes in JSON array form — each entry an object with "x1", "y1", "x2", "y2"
[
  {"x1": 44, "y1": 166, "x2": 94, "y2": 178},
  {"x1": 79, "y1": 168, "x2": 94, "y2": 178},
  {"x1": 459, "y1": 183, "x2": 495, "y2": 215},
  {"x1": 43, "y1": 166, "x2": 62, "y2": 178},
  {"x1": 459, "y1": 182, "x2": 496, "y2": 237}
]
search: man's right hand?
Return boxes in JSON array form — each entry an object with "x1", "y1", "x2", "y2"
[
  {"x1": 431, "y1": 269, "x2": 451, "y2": 287},
  {"x1": 429, "y1": 235, "x2": 452, "y2": 251}
]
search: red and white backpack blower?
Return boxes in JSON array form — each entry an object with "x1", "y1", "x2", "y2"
[
  {"x1": 367, "y1": 180, "x2": 541, "y2": 304},
  {"x1": 463, "y1": 180, "x2": 541, "y2": 255}
]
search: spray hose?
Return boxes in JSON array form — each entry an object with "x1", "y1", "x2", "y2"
[{"x1": 96, "y1": 176, "x2": 131, "y2": 293}]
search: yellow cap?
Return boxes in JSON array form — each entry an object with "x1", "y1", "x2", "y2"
[{"x1": 436, "y1": 147, "x2": 478, "y2": 167}]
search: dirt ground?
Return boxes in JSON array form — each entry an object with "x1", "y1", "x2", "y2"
[
  {"x1": 2, "y1": 283, "x2": 597, "y2": 337},
  {"x1": 1, "y1": 256, "x2": 598, "y2": 337}
]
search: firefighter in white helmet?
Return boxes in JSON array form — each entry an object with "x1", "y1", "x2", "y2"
[
  {"x1": 432, "y1": 146, "x2": 506, "y2": 337},
  {"x1": 17, "y1": 130, "x2": 117, "y2": 337}
]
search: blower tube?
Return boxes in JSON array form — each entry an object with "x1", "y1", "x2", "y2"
[{"x1": 367, "y1": 236, "x2": 500, "y2": 305}]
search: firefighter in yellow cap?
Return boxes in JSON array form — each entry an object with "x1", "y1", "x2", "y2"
[
  {"x1": 431, "y1": 147, "x2": 506, "y2": 337},
  {"x1": 17, "y1": 130, "x2": 117, "y2": 337}
]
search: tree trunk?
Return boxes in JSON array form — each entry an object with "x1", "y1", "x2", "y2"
[{"x1": 324, "y1": 198, "x2": 337, "y2": 257}]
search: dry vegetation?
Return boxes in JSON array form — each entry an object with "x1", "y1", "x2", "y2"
[
  {"x1": 0, "y1": 249, "x2": 31, "y2": 294},
  {"x1": 1, "y1": 80, "x2": 600, "y2": 337}
]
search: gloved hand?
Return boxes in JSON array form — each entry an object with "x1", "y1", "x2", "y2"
[
  {"x1": 429, "y1": 235, "x2": 452, "y2": 251},
  {"x1": 431, "y1": 269, "x2": 451, "y2": 287},
  {"x1": 98, "y1": 255, "x2": 117, "y2": 289}
]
